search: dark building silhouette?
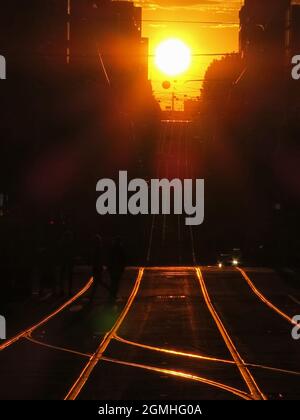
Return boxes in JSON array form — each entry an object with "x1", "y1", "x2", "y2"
[
  {"x1": 291, "y1": 4, "x2": 300, "y2": 56},
  {"x1": 237, "y1": 0, "x2": 300, "y2": 118},
  {"x1": 184, "y1": 99, "x2": 200, "y2": 118},
  {"x1": 239, "y1": 1, "x2": 300, "y2": 72},
  {"x1": 239, "y1": 0, "x2": 291, "y2": 64},
  {"x1": 69, "y1": 0, "x2": 149, "y2": 83},
  {"x1": 0, "y1": 1, "x2": 149, "y2": 87},
  {"x1": 0, "y1": 1, "x2": 156, "y2": 202},
  {"x1": 0, "y1": 2, "x2": 68, "y2": 70},
  {"x1": 0, "y1": 0, "x2": 148, "y2": 78},
  {"x1": 0, "y1": 0, "x2": 160, "y2": 276}
]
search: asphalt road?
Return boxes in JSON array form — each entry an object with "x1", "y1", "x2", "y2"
[{"x1": 0, "y1": 266, "x2": 299, "y2": 400}]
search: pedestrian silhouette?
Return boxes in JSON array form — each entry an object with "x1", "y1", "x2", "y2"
[
  {"x1": 89, "y1": 234, "x2": 105, "y2": 303},
  {"x1": 58, "y1": 229, "x2": 74, "y2": 296},
  {"x1": 37, "y1": 224, "x2": 56, "y2": 299},
  {"x1": 108, "y1": 237, "x2": 126, "y2": 304}
]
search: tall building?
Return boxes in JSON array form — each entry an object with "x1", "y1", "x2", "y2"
[
  {"x1": 0, "y1": 1, "x2": 154, "y2": 196},
  {"x1": 237, "y1": 0, "x2": 299, "y2": 115},
  {"x1": 0, "y1": 1, "x2": 148, "y2": 82},
  {"x1": 291, "y1": 4, "x2": 300, "y2": 56},
  {"x1": 239, "y1": 0, "x2": 291, "y2": 66},
  {"x1": 238, "y1": 0, "x2": 300, "y2": 110},
  {"x1": 0, "y1": 1, "x2": 68, "y2": 71},
  {"x1": 69, "y1": 0, "x2": 149, "y2": 85}
]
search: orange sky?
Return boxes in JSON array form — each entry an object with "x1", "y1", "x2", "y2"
[{"x1": 134, "y1": 0, "x2": 242, "y2": 109}]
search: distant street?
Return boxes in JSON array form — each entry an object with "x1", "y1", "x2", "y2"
[{"x1": 145, "y1": 119, "x2": 203, "y2": 266}]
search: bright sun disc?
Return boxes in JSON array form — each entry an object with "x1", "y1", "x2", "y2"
[{"x1": 155, "y1": 39, "x2": 191, "y2": 76}]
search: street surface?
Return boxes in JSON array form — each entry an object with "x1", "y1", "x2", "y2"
[
  {"x1": 1, "y1": 121, "x2": 299, "y2": 400},
  {"x1": 1, "y1": 266, "x2": 300, "y2": 400}
]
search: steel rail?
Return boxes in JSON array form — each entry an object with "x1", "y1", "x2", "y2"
[
  {"x1": 101, "y1": 356, "x2": 253, "y2": 401},
  {"x1": 195, "y1": 267, "x2": 266, "y2": 400},
  {"x1": 0, "y1": 277, "x2": 94, "y2": 351},
  {"x1": 237, "y1": 268, "x2": 297, "y2": 326},
  {"x1": 64, "y1": 268, "x2": 144, "y2": 400},
  {"x1": 113, "y1": 335, "x2": 235, "y2": 365}
]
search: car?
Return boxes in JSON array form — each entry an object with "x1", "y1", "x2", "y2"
[{"x1": 217, "y1": 249, "x2": 242, "y2": 268}]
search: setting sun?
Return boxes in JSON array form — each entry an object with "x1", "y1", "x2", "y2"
[{"x1": 155, "y1": 39, "x2": 191, "y2": 77}]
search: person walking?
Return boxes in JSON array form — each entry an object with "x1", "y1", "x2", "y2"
[
  {"x1": 58, "y1": 230, "x2": 75, "y2": 296},
  {"x1": 89, "y1": 234, "x2": 104, "y2": 303},
  {"x1": 108, "y1": 237, "x2": 126, "y2": 304}
]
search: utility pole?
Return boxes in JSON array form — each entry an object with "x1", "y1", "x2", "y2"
[
  {"x1": 172, "y1": 90, "x2": 175, "y2": 113},
  {"x1": 67, "y1": 0, "x2": 71, "y2": 64}
]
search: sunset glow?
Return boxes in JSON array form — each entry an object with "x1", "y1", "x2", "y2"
[{"x1": 141, "y1": 1, "x2": 241, "y2": 109}]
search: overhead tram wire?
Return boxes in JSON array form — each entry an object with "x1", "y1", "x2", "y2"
[
  {"x1": 8, "y1": 51, "x2": 239, "y2": 59},
  {"x1": 143, "y1": 19, "x2": 239, "y2": 25},
  {"x1": 150, "y1": 52, "x2": 238, "y2": 57},
  {"x1": 62, "y1": 16, "x2": 239, "y2": 25},
  {"x1": 87, "y1": 17, "x2": 238, "y2": 25}
]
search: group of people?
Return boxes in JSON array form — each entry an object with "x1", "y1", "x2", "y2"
[
  {"x1": 89, "y1": 235, "x2": 126, "y2": 304},
  {"x1": 39, "y1": 228, "x2": 126, "y2": 304}
]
